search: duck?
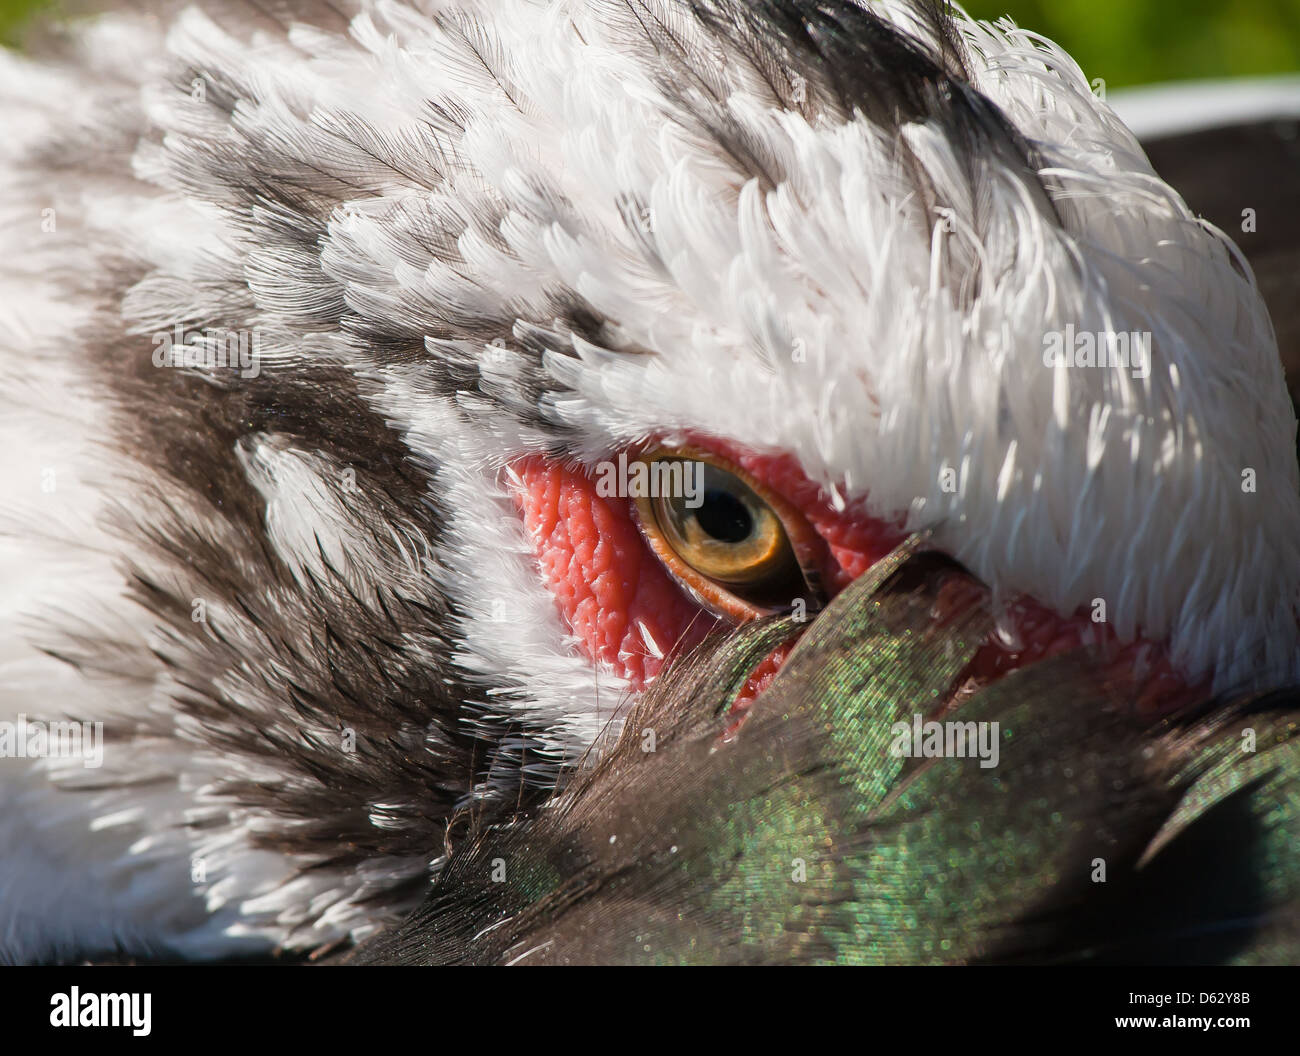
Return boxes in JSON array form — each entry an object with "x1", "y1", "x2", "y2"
[{"x1": 0, "y1": 0, "x2": 1296, "y2": 963}]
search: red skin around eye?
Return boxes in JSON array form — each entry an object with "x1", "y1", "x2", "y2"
[
  {"x1": 508, "y1": 455, "x2": 715, "y2": 689},
  {"x1": 506, "y1": 440, "x2": 906, "y2": 691},
  {"x1": 509, "y1": 437, "x2": 1195, "y2": 720}
]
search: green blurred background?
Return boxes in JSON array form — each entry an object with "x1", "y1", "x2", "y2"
[{"x1": 1, "y1": 0, "x2": 1298, "y2": 87}]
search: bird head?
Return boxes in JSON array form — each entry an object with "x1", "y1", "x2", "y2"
[
  {"x1": 337, "y1": 0, "x2": 1299, "y2": 750},
  {"x1": 4, "y1": 0, "x2": 1299, "y2": 959}
]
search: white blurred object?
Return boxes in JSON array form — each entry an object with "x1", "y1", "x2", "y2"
[{"x1": 1111, "y1": 74, "x2": 1300, "y2": 139}]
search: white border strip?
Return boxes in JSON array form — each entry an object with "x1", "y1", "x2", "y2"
[{"x1": 1110, "y1": 75, "x2": 1300, "y2": 140}]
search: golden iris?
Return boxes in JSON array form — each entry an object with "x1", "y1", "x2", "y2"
[{"x1": 635, "y1": 456, "x2": 810, "y2": 614}]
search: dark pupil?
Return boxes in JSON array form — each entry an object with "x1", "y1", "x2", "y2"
[{"x1": 694, "y1": 489, "x2": 753, "y2": 544}]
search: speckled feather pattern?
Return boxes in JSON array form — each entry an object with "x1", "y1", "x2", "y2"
[{"x1": 0, "y1": 0, "x2": 1295, "y2": 959}]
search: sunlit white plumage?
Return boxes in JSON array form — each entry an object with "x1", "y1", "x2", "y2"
[{"x1": 0, "y1": 0, "x2": 1295, "y2": 962}]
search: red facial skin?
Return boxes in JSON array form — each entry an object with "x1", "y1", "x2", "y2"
[
  {"x1": 508, "y1": 455, "x2": 715, "y2": 688},
  {"x1": 507, "y1": 436, "x2": 1195, "y2": 725}
]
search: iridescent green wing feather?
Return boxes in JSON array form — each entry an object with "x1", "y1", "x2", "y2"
[{"x1": 352, "y1": 542, "x2": 1300, "y2": 965}]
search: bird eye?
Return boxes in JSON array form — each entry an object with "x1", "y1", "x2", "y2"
[{"x1": 632, "y1": 453, "x2": 820, "y2": 619}]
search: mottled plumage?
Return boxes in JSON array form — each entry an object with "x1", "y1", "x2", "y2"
[{"x1": 0, "y1": 0, "x2": 1296, "y2": 962}]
